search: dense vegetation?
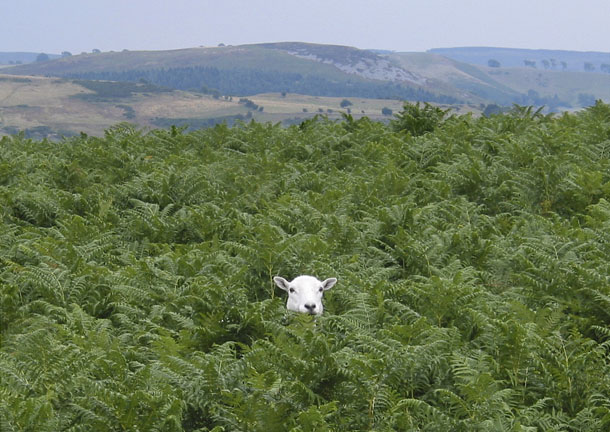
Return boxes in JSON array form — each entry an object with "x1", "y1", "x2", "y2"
[
  {"x1": 1, "y1": 102, "x2": 610, "y2": 431},
  {"x1": 64, "y1": 66, "x2": 459, "y2": 103}
]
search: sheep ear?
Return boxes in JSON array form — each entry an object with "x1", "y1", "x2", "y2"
[
  {"x1": 273, "y1": 276, "x2": 291, "y2": 292},
  {"x1": 321, "y1": 277, "x2": 337, "y2": 291}
]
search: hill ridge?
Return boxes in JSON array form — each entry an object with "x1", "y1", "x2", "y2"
[
  {"x1": 429, "y1": 46, "x2": 610, "y2": 72},
  {"x1": 2, "y1": 42, "x2": 610, "y2": 130},
  {"x1": 256, "y1": 42, "x2": 426, "y2": 85}
]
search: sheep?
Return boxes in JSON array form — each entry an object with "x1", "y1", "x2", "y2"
[{"x1": 273, "y1": 275, "x2": 337, "y2": 315}]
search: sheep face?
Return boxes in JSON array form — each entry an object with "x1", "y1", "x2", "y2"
[{"x1": 273, "y1": 275, "x2": 337, "y2": 315}]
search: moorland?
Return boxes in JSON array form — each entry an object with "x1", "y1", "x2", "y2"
[{"x1": 2, "y1": 43, "x2": 609, "y2": 137}]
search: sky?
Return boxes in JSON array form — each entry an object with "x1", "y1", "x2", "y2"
[{"x1": 3, "y1": 0, "x2": 610, "y2": 54}]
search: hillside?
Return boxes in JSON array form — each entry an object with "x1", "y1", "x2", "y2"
[
  {"x1": 6, "y1": 44, "x2": 456, "y2": 104},
  {"x1": 0, "y1": 51, "x2": 61, "y2": 65},
  {"x1": 388, "y1": 52, "x2": 523, "y2": 106},
  {"x1": 390, "y1": 51, "x2": 610, "y2": 109},
  {"x1": 2, "y1": 103, "x2": 610, "y2": 430},
  {"x1": 5, "y1": 43, "x2": 610, "y2": 111},
  {"x1": 258, "y1": 42, "x2": 426, "y2": 85},
  {"x1": 429, "y1": 47, "x2": 610, "y2": 72},
  {"x1": 3, "y1": 43, "x2": 610, "y2": 138},
  {"x1": 0, "y1": 74, "x2": 406, "y2": 138}
]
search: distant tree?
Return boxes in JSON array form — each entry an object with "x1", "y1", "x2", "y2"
[
  {"x1": 36, "y1": 53, "x2": 50, "y2": 62},
  {"x1": 218, "y1": 43, "x2": 226, "y2": 47},
  {"x1": 302, "y1": 108, "x2": 308, "y2": 112},
  {"x1": 61, "y1": 51, "x2": 72, "y2": 57},
  {"x1": 239, "y1": 98, "x2": 259, "y2": 110},
  {"x1": 340, "y1": 99, "x2": 353, "y2": 108},
  {"x1": 482, "y1": 104, "x2": 508, "y2": 116},
  {"x1": 115, "y1": 104, "x2": 136, "y2": 119},
  {"x1": 487, "y1": 59, "x2": 501, "y2": 68},
  {"x1": 281, "y1": 92, "x2": 287, "y2": 97},
  {"x1": 92, "y1": 49, "x2": 101, "y2": 54},
  {"x1": 527, "y1": 89, "x2": 541, "y2": 104},
  {"x1": 584, "y1": 62, "x2": 595, "y2": 72},
  {"x1": 542, "y1": 59, "x2": 550, "y2": 70},
  {"x1": 381, "y1": 107, "x2": 393, "y2": 116},
  {"x1": 578, "y1": 93, "x2": 596, "y2": 106},
  {"x1": 524, "y1": 60, "x2": 537, "y2": 68},
  {"x1": 601, "y1": 64, "x2": 610, "y2": 74},
  {"x1": 561, "y1": 61, "x2": 568, "y2": 71}
]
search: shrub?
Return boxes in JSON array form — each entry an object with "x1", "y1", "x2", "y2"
[{"x1": 390, "y1": 101, "x2": 452, "y2": 136}]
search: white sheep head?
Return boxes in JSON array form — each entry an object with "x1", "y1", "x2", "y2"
[{"x1": 273, "y1": 275, "x2": 337, "y2": 315}]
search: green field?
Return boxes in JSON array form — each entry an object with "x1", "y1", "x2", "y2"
[{"x1": 1, "y1": 103, "x2": 609, "y2": 430}]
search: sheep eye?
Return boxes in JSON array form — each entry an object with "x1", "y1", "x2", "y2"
[
  {"x1": 318, "y1": 287, "x2": 324, "y2": 292},
  {"x1": 289, "y1": 288, "x2": 295, "y2": 293}
]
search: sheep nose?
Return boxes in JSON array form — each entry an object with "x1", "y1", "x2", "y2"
[{"x1": 304, "y1": 303, "x2": 316, "y2": 312}]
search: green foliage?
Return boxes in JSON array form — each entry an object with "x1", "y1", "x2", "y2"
[
  {"x1": 1, "y1": 104, "x2": 610, "y2": 430},
  {"x1": 390, "y1": 102, "x2": 453, "y2": 136}
]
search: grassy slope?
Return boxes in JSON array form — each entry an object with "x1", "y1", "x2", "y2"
[
  {"x1": 388, "y1": 52, "x2": 514, "y2": 104},
  {"x1": 0, "y1": 75, "x2": 118, "y2": 135},
  {"x1": 487, "y1": 67, "x2": 610, "y2": 105},
  {"x1": 6, "y1": 45, "x2": 387, "y2": 83},
  {"x1": 0, "y1": 74, "x2": 405, "y2": 136},
  {"x1": 389, "y1": 52, "x2": 610, "y2": 107}
]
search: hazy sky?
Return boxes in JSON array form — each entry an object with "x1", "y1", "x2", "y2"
[{"x1": 3, "y1": 0, "x2": 610, "y2": 54}]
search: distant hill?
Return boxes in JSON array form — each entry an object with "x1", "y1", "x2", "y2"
[
  {"x1": 0, "y1": 51, "x2": 61, "y2": 65},
  {"x1": 388, "y1": 52, "x2": 523, "y2": 106},
  {"x1": 3, "y1": 43, "x2": 610, "y2": 113},
  {"x1": 388, "y1": 51, "x2": 610, "y2": 109},
  {"x1": 429, "y1": 47, "x2": 610, "y2": 73},
  {"x1": 0, "y1": 73, "x2": 408, "y2": 138},
  {"x1": 5, "y1": 44, "x2": 457, "y2": 104}
]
